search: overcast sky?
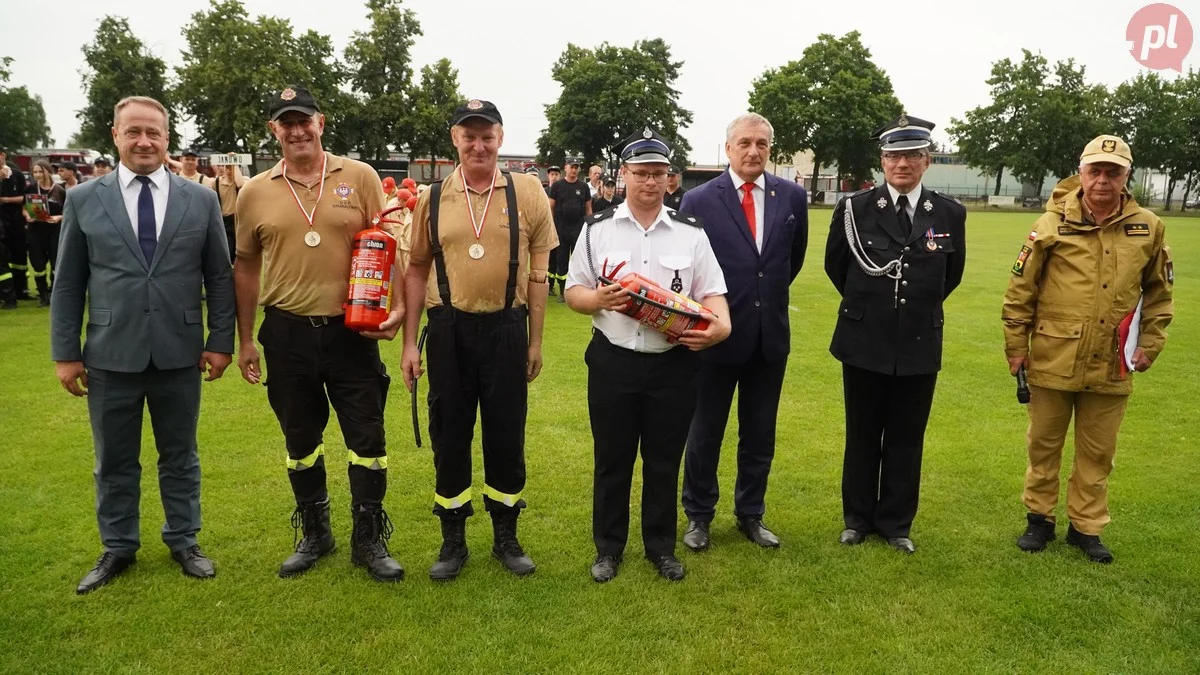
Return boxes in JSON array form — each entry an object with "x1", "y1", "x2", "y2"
[{"x1": 4, "y1": 0, "x2": 1195, "y2": 161}]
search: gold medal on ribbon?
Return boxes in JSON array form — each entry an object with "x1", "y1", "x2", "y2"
[
  {"x1": 469, "y1": 243, "x2": 485, "y2": 259},
  {"x1": 305, "y1": 230, "x2": 321, "y2": 247}
]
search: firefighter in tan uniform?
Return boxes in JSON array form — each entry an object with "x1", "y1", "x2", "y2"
[{"x1": 1002, "y1": 135, "x2": 1174, "y2": 564}]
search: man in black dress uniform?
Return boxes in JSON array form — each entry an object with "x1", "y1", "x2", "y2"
[
  {"x1": 663, "y1": 166, "x2": 687, "y2": 211},
  {"x1": 824, "y1": 114, "x2": 967, "y2": 554}
]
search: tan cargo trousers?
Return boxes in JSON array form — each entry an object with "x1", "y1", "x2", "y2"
[{"x1": 1023, "y1": 385, "x2": 1128, "y2": 535}]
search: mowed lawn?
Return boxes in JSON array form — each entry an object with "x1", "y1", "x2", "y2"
[{"x1": 0, "y1": 210, "x2": 1197, "y2": 673}]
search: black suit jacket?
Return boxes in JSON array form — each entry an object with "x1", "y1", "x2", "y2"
[{"x1": 824, "y1": 185, "x2": 966, "y2": 376}]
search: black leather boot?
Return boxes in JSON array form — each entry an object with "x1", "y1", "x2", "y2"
[
  {"x1": 1017, "y1": 514, "x2": 1056, "y2": 552},
  {"x1": 428, "y1": 518, "x2": 469, "y2": 581},
  {"x1": 350, "y1": 503, "x2": 404, "y2": 581},
  {"x1": 278, "y1": 498, "x2": 336, "y2": 578},
  {"x1": 491, "y1": 511, "x2": 536, "y2": 576}
]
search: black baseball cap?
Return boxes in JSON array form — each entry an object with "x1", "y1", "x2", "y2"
[
  {"x1": 181, "y1": 148, "x2": 199, "y2": 157},
  {"x1": 603, "y1": 177, "x2": 616, "y2": 187},
  {"x1": 668, "y1": 166, "x2": 681, "y2": 176},
  {"x1": 269, "y1": 85, "x2": 321, "y2": 120},
  {"x1": 93, "y1": 158, "x2": 111, "y2": 167},
  {"x1": 451, "y1": 99, "x2": 503, "y2": 126},
  {"x1": 58, "y1": 161, "x2": 78, "y2": 172}
]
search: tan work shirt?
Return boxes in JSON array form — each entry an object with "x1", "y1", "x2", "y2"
[
  {"x1": 410, "y1": 170, "x2": 557, "y2": 313},
  {"x1": 1002, "y1": 176, "x2": 1174, "y2": 395},
  {"x1": 206, "y1": 175, "x2": 242, "y2": 217},
  {"x1": 236, "y1": 152, "x2": 388, "y2": 316}
]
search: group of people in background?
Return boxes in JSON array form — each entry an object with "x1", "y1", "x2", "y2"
[{"x1": 37, "y1": 77, "x2": 1173, "y2": 596}]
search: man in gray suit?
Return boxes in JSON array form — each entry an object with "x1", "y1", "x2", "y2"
[{"x1": 51, "y1": 96, "x2": 236, "y2": 595}]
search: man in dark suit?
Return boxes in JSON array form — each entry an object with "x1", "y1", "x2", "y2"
[
  {"x1": 51, "y1": 96, "x2": 236, "y2": 594},
  {"x1": 824, "y1": 114, "x2": 966, "y2": 554},
  {"x1": 679, "y1": 113, "x2": 809, "y2": 551}
]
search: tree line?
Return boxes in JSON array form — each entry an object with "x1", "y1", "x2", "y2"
[{"x1": 2, "y1": 14, "x2": 1198, "y2": 209}]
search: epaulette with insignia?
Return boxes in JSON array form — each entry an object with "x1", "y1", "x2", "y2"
[
  {"x1": 585, "y1": 206, "x2": 617, "y2": 225},
  {"x1": 930, "y1": 190, "x2": 962, "y2": 205},
  {"x1": 667, "y1": 209, "x2": 703, "y2": 227}
]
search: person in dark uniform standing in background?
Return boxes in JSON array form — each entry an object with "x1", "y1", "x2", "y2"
[
  {"x1": 824, "y1": 114, "x2": 966, "y2": 554},
  {"x1": 402, "y1": 99, "x2": 557, "y2": 582},
  {"x1": 0, "y1": 146, "x2": 30, "y2": 304},
  {"x1": 547, "y1": 156, "x2": 591, "y2": 302},
  {"x1": 566, "y1": 127, "x2": 731, "y2": 583},
  {"x1": 663, "y1": 166, "x2": 687, "y2": 211},
  {"x1": 545, "y1": 165, "x2": 561, "y2": 195},
  {"x1": 234, "y1": 85, "x2": 405, "y2": 583},
  {"x1": 591, "y1": 177, "x2": 623, "y2": 212}
]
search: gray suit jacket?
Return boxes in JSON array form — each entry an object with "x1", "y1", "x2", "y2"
[{"x1": 50, "y1": 169, "x2": 236, "y2": 371}]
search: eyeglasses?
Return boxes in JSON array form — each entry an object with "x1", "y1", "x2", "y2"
[
  {"x1": 627, "y1": 170, "x2": 669, "y2": 183},
  {"x1": 882, "y1": 151, "x2": 927, "y2": 163}
]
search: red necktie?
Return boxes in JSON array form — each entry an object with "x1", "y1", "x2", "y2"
[{"x1": 741, "y1": 183, "x2": 756, "y2": 240}]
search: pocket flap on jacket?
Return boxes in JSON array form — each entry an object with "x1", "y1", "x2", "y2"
[
  {"x1": 659, "y1": 255, "x2": 692, "y2": 270},
  {"x1": 88, "y1": 309, "x2": 112, "y2": 326},
  {"x1": 184, "y1": 309, "x2": 203, "y2": 324},
  {"x1": 839, "y1": 302, "x2": 864, "y2": 321},
  {"x1": 1034, "y1": 319, "x2": 1082, "y2": 339}
]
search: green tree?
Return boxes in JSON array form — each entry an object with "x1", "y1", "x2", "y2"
[
  {"x1": 76, "y1": 17, "x2": 175, "y2": 156},
  {"x1": 342, "y1": 0, "x2": 422, "y2": 160},
  {"x1": 950, "y1": 50, "x2": 1109, "y2": 196},
  {"x1": 748, "y1": 31, "x2": 901, "y2": 189},
  {"x1": 947, "y1": 105, "x2": 1009, "y2": 195},
  {"x1": 537, "y1": 39, "x2": 693, "y2": 169},
  {"x1": 408, "y1": 58, "x2": 461, "y2": 182},
  {"x1": 1174, "y1": 70, "x2": 1200, "y2": 210},
  {"x1": 1114, "y1": 72, "x2": 1193, "y2": 210},
  {"x1": 175, "y1": 0, "x2": 347, "y2": 158},
  {"x1": 0, "y1": 57, "x2": 52, "y2": 149}
]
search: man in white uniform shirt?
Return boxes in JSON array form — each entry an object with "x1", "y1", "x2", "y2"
[{"x1": 566, "y1": 127, "x2": 731, "y2": 583}]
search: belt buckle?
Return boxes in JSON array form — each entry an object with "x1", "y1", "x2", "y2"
[{"x1": 307, "y1": 315, "x2": 328, "y2": 328}]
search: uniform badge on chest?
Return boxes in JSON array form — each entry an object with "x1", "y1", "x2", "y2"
[{"x1": 671, "y1": 270, "x2": 683, "y2": 293}]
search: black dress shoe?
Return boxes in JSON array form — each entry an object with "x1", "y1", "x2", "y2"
[
  {"x1": 838, "y1": 528, "x2": 868, "y2": 545},
  {"x1": 648, "y1": 554, "x2": 686, "y2": 581},
  {"x1": 737, "y1": 518, "x2": 780, "y2": 548},
  {"x1": 591, "y1": 554, "x2": 621, "y2": 583},
  {"x1": 886, "y1": 537, "x2": 916, "y2": 554},
  {"x1": 77, "y1": 552, "x2": 136, "y2": 594},
  {"x1": 171, "y1": 545, "x2": 216, "y2": 579},
  {"x1": 682, "y1": 520, "x2": 710, "y2": 552},
  {"x1": 1066, "y1": 524, "x2": 1113, "y2": 564}
]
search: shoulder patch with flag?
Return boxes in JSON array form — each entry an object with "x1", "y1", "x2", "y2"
[{"x1": 1012, "y1": 245, "x2": 1032, "y2": 276}]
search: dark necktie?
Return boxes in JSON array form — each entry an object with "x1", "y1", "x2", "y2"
[
  {"x1": 896, "y1": 194, "x2": 912, "y2": 238},
  {"x1": 135, "y1": 175, "x2": 157, "y2": 263}
]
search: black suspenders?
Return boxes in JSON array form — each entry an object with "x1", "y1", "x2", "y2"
[{"x1": 429, "y1": 170, "x2": 521, "y2": 311}]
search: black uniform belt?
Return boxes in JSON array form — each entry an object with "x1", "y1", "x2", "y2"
[{"x1": 265, "y1": 306, "x2": 344, "y2": 328}]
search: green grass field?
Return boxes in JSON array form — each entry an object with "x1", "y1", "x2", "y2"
[{"x1": 1, "y1": 211, "x2": 1196, "y2": 673}]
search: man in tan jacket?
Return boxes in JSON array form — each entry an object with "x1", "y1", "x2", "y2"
[{"x1": 1002, "y1": 135, "x2": 1174, "y2": 563}]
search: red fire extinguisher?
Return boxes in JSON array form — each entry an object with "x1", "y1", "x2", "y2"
[
  {"x1": 344, "y1": 205, "x2": 402, "y2": 331},
  {"x1": 600, "y1": 259, "x2": 713, "y2": 343}
]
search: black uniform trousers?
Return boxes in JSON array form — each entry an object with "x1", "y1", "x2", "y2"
[
  {"x1": 259, "y1": 307, "x2": 390, "y2": 506},
  {"x1": 88, "y1": 364, "x2": 202, "y2": 556},
  {"x1": 27, "y1": 222, "x2": 60, "y2": 295},
  {"x1": 840, "y1": 363, "x2": 937, "y2": 538},
  {"x1": 587, "y1": 333, "x2": 699, "y2": 559},
  {"x1": 2, "y1": 219, "x2": 27, "y2": 294},
  {"x1": 682, "y1": 349, "x2": 787, "y2": 522},
  {"x1": 222, "y1": 214, "x2": 236, "y2": 265},
  {"x1": 551, "y1": 221, "x2": 582, "y2": 288},
  {"x1": 426, "y1": 305, "x2": 529, "y2": 519}
]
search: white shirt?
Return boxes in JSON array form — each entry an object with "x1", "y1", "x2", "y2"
[
  {"x1": 728, "y1": 168, "x2": 765, "y2": 252},
  {"x1": 566, "y1": 201, "x2": 728, "y2": 353},
  {"x1": 886, "y1": 182, "x2": 923, "y2": 221},
  {"x1": 117, "y1": 162, "x2": 170, "y2": 239}
]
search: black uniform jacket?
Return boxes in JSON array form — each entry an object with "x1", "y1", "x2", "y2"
[{"x1": 824, "y1": 185, "x2": 966, "y2": 376}]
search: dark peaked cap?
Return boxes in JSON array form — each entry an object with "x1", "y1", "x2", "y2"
[
  {"x1": 615, "y1": 127, "x2": 673, "y2": 164},
  {"x1": 872, "y1": 114, "x2": 935, "y2": 151}
]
